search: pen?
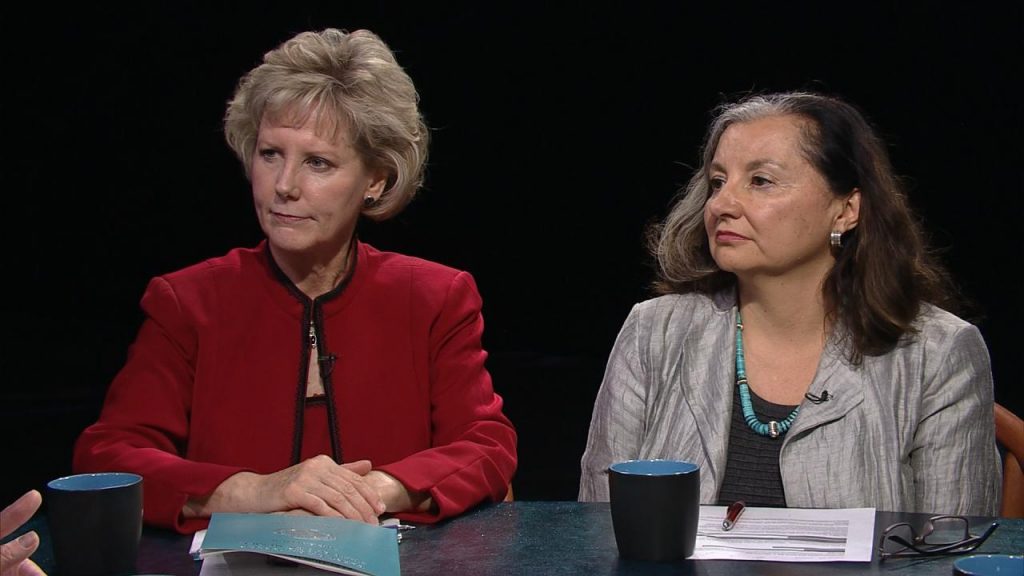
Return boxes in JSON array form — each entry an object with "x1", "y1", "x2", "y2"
[
  {"x1": 722, "y1": 500, "x2": 746, "y2": 531},
  {"x1": 381, "y1": 519, "x2": 416, "y2": 543},
  {"x1": 381, "y1": 518, "x2": 417, "y2": 531}
]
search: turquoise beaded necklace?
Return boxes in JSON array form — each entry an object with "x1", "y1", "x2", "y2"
[{"x1": 735, "y1": 309, "x2": 800, "y2": 438}]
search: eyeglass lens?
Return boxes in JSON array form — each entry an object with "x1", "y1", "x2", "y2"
[
  {"x1": 881, "y1": 523, "x2": 914, "y2": 556},
  {"x1": 920, "y1": 516, "x2": 970, "y2": 546}
]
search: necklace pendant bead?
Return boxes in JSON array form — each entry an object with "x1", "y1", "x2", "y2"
[{"x1": 769, "y1": 421, "x2": 779, "y2": 438}]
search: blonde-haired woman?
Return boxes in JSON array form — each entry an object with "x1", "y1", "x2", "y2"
[{"x1": 75, "y1": 29, "x2": 517, "y2": 533}]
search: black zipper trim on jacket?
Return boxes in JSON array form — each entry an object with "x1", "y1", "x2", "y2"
[
  {"x1": 313, "y1": 303, "x2": 342, "y2": 463},
  {"x1": 291, "y1": 304, "x2": 314, "y2": 465},
  {"x1": 263, "y1": 241, "x2": 359, "y2": 466}
]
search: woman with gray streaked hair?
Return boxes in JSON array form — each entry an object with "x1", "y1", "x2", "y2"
[
  {"x1": 74, "y1": 28, "x2": 517, "y2": 533},
  {"x1": 579, "y1": 91, "x2": 1000, "y2": 515}
]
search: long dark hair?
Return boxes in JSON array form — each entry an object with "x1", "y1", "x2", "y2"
[{"x1": 649, "y1": 91, "x2": 960, "y2": 362}]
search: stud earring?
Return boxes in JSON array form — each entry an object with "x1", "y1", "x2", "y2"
[
  {"x1": 363, "y1": 196, "x2": 377, "y2": 207},
  {"x1": 830, "y1": 230, "x2": 843, "y2": 250}
]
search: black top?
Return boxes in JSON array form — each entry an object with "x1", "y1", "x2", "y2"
[{"x1": 716, "y1": 385, "x2": 799, "y2": 507}]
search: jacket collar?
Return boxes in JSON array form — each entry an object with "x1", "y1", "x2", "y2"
[{"x1": 257, "y1": 239, "x2": 374, "y2": 319}]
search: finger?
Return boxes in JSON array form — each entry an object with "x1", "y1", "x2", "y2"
[
  {"x1": 276, "y1": 480, "x2": 357, "y2": 520},
  {"x1": 278, "y1": 509, "x2": 314, "y2": 517},
  {"x1": 285, "y1": 488, "x2": 367, "y2": 522},
  {"x1": 266, "y1": 458, "x2": 334, "y2": 513},
  {"x1": 0, "y1": 531, "x2": 39, "y2": 572},
  {"x1": 334, "y1": 466, "x2": 387, "y2": 516},
  {"x1": 19, "y1": 557, "x2": 47, "y2": 576},
  {"x1": 0, "y1": 491, "x2": 42, "y2": 539},
  {"x1": 320, "y1": 477, "x2": 382, "y2": 523},
  {"x1": 341, "y1": 460, "x2": 373, "y2": 475}
]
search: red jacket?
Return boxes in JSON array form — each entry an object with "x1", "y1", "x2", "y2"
[{"x1": 73, "y1": 241, "x2": 517, "y2": 533}]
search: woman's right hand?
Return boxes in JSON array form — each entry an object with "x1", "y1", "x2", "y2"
[{"x1": 185, "y1": 456, "x2": 386, "y2": 524}]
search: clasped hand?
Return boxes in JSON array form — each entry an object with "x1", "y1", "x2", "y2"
[
  {"x1": 187, "y1": 456, "x2": 423, "y2": 524},
  {"x1": 257, "y1": 457, "x2": 385, "y2": 522}
]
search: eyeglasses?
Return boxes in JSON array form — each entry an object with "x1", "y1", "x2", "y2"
[{"x1": 878, "y1": 515, "x2": 999, "y2": 560}]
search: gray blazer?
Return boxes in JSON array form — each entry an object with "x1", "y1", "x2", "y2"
[{"x1": 578, "y1": 290, "x2": 1001, "y2": 515}]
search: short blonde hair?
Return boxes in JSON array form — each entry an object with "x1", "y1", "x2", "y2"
[{"x1": 224, "y1": 28, "x2": 428, "y2": 221}]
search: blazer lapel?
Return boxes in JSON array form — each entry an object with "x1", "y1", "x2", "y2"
[
  {"x1": 676, "y1": 292, "x2": 737, "y2": 500},
  {"x1": 787, "y1": 339, "x2": 865, "y2": 437}
]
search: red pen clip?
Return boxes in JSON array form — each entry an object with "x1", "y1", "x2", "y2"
[{"x1": 722, "y1": 500, "x2": 746, "y2": 531}]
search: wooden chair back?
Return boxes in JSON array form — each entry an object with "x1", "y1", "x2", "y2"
[{"x1": 995, "y1": 402, "x2": 1024, "y2": 518}]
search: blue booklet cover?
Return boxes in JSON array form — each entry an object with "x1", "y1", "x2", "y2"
[{"x1": 200, "y1": 513, "x2": 400, "y2": 576}]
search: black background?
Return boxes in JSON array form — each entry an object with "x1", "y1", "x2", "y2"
[{"x1": 4, "y1": 3, "x2": 1021, "y2": 508}]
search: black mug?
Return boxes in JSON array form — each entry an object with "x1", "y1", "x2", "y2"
[
  {"x1": 46, "y1": 472, "x2": 143, "y2": 576},
  {"x1": 608, "y1": 459, "x2": 700, "y2": 562}
]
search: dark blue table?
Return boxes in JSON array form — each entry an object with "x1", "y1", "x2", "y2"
[{"x1": 8, "y1": 502, "x2": 1021, "y2": 575}]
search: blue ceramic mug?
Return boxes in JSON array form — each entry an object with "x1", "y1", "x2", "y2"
[
  {"x1": 608, "y1": 459, "x2": 700, "y2": 562},
  {"x1": 46, "y1": 472, "x2": 143, "y2": 576}
]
